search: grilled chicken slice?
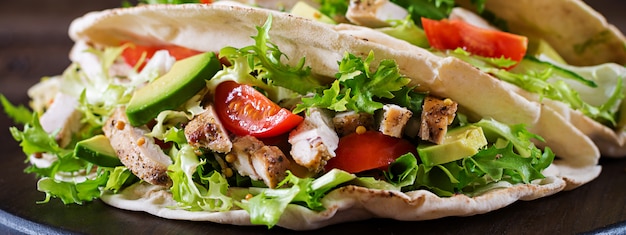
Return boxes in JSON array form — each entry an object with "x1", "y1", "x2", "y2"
[
  {"x1": 103, "y1": 108, "x2": 172, "y2": 187},
  {"x1": 332, "y1": 111, "x2": 374, "y2": 136},
  {"x1": 289, "y1": 108, "x2": 339, "y2": 173},
  {"x1": 419, "y1": 96, "x2": 458, "y2": 144},
  {"x1": 231, "y1": 136, "x2": 290, "y2": 188},
  {"x1": 39, "y1": 92, "x2": 82, "y2": 148},
  {"x1": 184, "y1": 104, "x2": 232, "y2": 153},
  {"x1": 377, "y1": 104, "x2": 413, "y2": 138},
  {"x1": 346, "y1": 0, "x2": 408, "y2": 28}
]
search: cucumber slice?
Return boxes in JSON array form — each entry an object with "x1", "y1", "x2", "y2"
[{"x1": 514, "y1": 56, "x2": 597, "y2": 88}]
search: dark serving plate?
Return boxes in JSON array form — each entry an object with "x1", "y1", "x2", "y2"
[{"x1": 1, "y1": 0, "x2": 626, "y2": 234}]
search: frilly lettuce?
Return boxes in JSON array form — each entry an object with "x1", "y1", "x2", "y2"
[
  {"x1": 168, "y1": 144, "x2": 233, "y2": 211},
  {"x1": 1, "y1": 94, "x2": 33, "y2": 125},
  {"x1": 294, "y1": 51, "x2": 410, "y2": 114},
  {"x1": 214, "y1": 14, "x2": 324, "y2": 99},
  {"x1": 235, "y1": 169, "x2": 355, "y2": 228}
]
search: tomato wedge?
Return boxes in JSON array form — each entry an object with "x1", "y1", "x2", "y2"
[
  {"x1": 121, "y1": 42, "x2": 202, "y2": 71},
  {"x1": 324, "y1": 131, "x2": 417, "y2": 174},
  {"x1": 421, "y1": 17, "x2": 528, "y2": 63},
  {"x1": 214, "y1": 81, "x2": 304, "y2": 138}
]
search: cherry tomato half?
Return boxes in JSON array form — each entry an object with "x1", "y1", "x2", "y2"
[
  {"x1": 421, "y1": 17, "x2": 528, "y2": 64},
  {"x1": 121, "y1": 43, "x2": 202, "y2": 71},
  {"x1": 325, "y1": 131, "x2": 417, "y2": 174},
  {"x1": 214, "y1": 81, "x2": 304, "y2": 138}
]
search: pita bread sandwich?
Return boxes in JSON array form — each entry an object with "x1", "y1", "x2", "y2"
[
  {"x1": 454, "y1": 0, "x2": 626, "y2": 158},
  {"x1": 275, "y1": 0, "x2": 626, "y2": 157},
  {"x1": 1, "y1": 1, "x2": 601, "y2": 230}
]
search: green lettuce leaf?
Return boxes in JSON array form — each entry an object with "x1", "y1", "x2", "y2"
[
  {"x1": 391, "y1": 0, "x2": 455, "y2": 25},
  {"x1": 238, "y1": 169, "x2": 355, "y2": 228},
  {"x1": 168, "y1": 145, "x2": 233, "y2": 212},
  {"x1": 217, "y1": 15, "x2": 324, "y2": 95},
  {"x1": 105, "y1": 166, "x2": 139, "y2": 193},
  {"x1": 474, "y1": 119, "x2": 543, "y2": 158},
  {"x1": 0, "y1": 94, "x2": 33, "y2": 125},
  {"x1": 384, "y1": 153, "x2": 419, "y2": 188},
  {"x1": 387, "y1": 86, "x2": 427, "y2": 115},
  {"x1": 37, "y1": 169, "x2": 109, "y2": 205},
  {"x1": 317, "y1": 0, "x2": 349, "y2": 20},
  {"x1": 295, "y1": 51, "x2": 410, "y2": 114},
  {"x1": 10, "y1": 114, "x2": 63, "y2": 156}
]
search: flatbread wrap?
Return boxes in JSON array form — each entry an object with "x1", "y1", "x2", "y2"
[
  {"x1": 284, "y1": 0, "x2": 626, "y2": 157},
  {"x1": 455, "y1": 0, "x2": 626, "y2": 158},
  {"x1": 2, "y1": 2, "x2": 601, "y2": 230}
]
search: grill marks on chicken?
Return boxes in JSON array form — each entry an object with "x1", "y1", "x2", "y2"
[
  {"x1": 378, "y1": 104, "x2": 413, "y2": 138},
  {"x1": 100, "y1": 93, "x2": 457, "y2": 189},
  {"x1": 288, "y1": 108, "x2": 339, "y2": 173},
  {"x1": 103, "y1": 108, "x2": 173, "y2": 187},
  {"x1": 418, "y1": 96, "x2": 458, "y2": 144},
  {"x1": 184, "y1": 104, "x2": 232, "y2": 153},
  {"x1": 332, "y1": 111, "x2": 374, "y2": 136},
  {"x1": 231, "y1": 136, "x2": 290, "y2": 188}
]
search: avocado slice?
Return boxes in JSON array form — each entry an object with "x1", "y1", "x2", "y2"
[
  {"x1": 126, "y1": 52, "x2": 221, "y2": 126},
  {"x1": 290, "y1": 1, "x2": 336, "y2": 24},
  {"x1": 74, "y1": 134, "x2": 122, "y2": 167},
  {"x1": 418, "y1": 125, "x2": 488, "y2": 166}
]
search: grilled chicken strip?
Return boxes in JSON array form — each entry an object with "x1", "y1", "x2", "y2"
[
  {"x1": 419, "y1": 96, "x2": 458, "y2": 144},
  {"x1": 289, "y1": 108, "x2": 339, "y2": 173},
  {"x1": 377, "y1": 104, "x2": 413, "y2": 138},
  {"x1": 103, "y1": 107, "x2": 172, "y2": 187},
  {"x1": 346, "y1": 0, "x2": 408, "y2": 28},
  {"x1": 332, "y1": 111, "x2": 374, "y2": 136},
  {"x1": 231, "y1": 136, "x2": 290, "y2": 188},
  {"x1": 39, "y1": 92, "x2": 82, "y2": 148},
  {"x1": 184, "y1": 104, "x2": 232, "y2": 153}
]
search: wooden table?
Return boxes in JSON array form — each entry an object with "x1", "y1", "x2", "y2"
[{"x1": 1, "y1": 0, "x2": 625, "y2": 234}]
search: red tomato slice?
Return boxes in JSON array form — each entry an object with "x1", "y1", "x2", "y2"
[
  {"x1": 200, "y1": 0, "x2": 213, "y2": 3},
  {"x1": 121, "y1": 42, "x2": 202, "y2": 71},
  {"x1": 325, "y1": 131, "x2": 417, "y2": 174},
  {"x1": 214, "y1": 81, "x2": 304, "y2": 138},
  {"x1": 421, "y1": 17, "x2": 528, "y2": 64}
]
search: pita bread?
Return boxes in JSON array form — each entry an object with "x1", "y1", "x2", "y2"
[
  {"x1": 68, "y1": 3, "x2": 600, "y2": 230},
  {"x1": 455, "y1": 0, "x2": 626, "y2": 157}
]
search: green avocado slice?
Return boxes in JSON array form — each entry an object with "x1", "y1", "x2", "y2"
[
  {"x1": 418, "y1": 125, "x2": 488, "y2": 166},
  {"x1": 126, "y1": 51, "x2": 221, "y2": 126},
  {"x1": 74, "y1": 134, "x2": 122, "y2": 167}
]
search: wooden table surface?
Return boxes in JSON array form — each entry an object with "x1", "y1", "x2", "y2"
[{"x1": 1, "y1": 0, "x2": 625, "y2": 234}]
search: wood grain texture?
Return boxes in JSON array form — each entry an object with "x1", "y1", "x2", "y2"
[{"x1": 0, "y1": 0, "x2": 625, "y2": 234}]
